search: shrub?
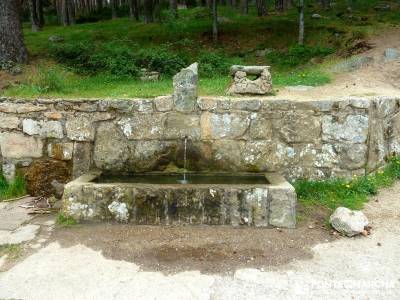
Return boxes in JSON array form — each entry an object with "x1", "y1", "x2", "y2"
[
  {"x1": 0, "y1": 174, "x2": 26, "y2": 201},
  {"x1": 197, "y1": 51, "x2": 232, "y2": 77},
  {"x1": 136, "y1": 47, "x2": 187, "y2": 76},
  {"x1": 50, "y1": 42, "x2": 140, "y2": 77},
  {"x1": 90, "y1": 44, "x2": 140, "y2": 77},
  {"x1": 56, "y1": 213, "x2": 77, "y2": 226},
  {"x1": 50, "y1": 42, "x2": 93, "y2": 73},
  {"x1": 30, "y1": 65, "x2": 66, "y2": 93}
]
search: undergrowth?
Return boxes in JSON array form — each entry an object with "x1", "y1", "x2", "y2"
[
  {"x1": 295, "y1": 156, "x2": 400, "y2": 212},
  {"x1": 0, "y1": 174, "x2": 26, "y2": 201},
  {"x1": 0, "y1": 244, "x2": 22, "y2": 260},
  {"x1": 56, "y1": 213, "x2": 78, "y2": 226}
]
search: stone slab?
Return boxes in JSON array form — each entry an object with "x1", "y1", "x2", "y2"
[{"x1": 0, "y1": 198, "x2": 36, "y2": 231}]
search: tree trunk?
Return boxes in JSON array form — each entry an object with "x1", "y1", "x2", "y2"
[
  {"x1": 96, "y1": 0, "x2": 103, "y2": 9},
  {"x1": 37, "y1": 0, "x2": 44, "y2": 28},
  {"x1": 61, "y1": 0, "x2": 69, "y2": 25},
  {"x1": 61, "y1": 0, "x2": 75, "y2": 25},
  {"x1": 240, "y1": 0, "x2": 248, "y2": 14},
  {"x1": 129, "y1": 0, "x2": 139, "y2": 20},
  {"x1": 67, "y1": 0, "x2": 75, "y2": 24},
  {"x1": 111, "y1": 0, "x2": 117, "y2": 19},
  {"x1": 29, "y1": 0, "x2": 40, "y2": 31},
  {"x1": 321, "y1": 0, "x2": 330, "y2": 10},
  {"x1": 153, "y1": 0, "x2": 161, "y2": 22},
  {"x1": 275, "y1": 0, "x2": 283, "y2": 12},
  {"x1": 0, "y1": 0, "x2": 28, "y2": 63},
  {"x1": 298, "y1": 0, "x2": 304, "y2": 45},
  {"x1": 144, "y1": 0, "x2": 154, "y2": 23},
  {"x1": 170, "y1": 0, "x2": 177, "y2": 18},
  {"x1": 283, "y1": 0, "x2": 292, "y2": 10},
  {"x1": 212, "y1": 0, "x2": 218, "y2": 43},
  {"x1": 256, "y1": 0, "x2": 267, "y2": 16}
]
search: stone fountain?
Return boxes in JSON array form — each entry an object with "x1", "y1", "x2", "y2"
[{"x1": 61, "y1": 63, "x2": 297, "y2": 228}]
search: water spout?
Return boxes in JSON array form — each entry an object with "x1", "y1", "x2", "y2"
[{"x1": 178, "y1": 135, "x2": 189, "y2": 184}]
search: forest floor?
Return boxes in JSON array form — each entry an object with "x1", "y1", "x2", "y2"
[{"x1": 0, "y1": 182, "x2": 399, "y2": 299}]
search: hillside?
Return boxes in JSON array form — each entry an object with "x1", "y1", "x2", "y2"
[{"x1": 2, "y1": 2, "x2": 400, "y2": 98}]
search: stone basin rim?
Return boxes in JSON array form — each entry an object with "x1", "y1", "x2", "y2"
[
  {"x1": 67, "y1": 170, "x2": 292, "y2": 189},
  {"x1": 62, "y1": 170, "x2": 296, "y2": 227}
]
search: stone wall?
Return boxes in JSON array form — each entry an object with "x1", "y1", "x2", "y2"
[{"x1": 1, "y1": 95, "x2": 400, "y2": 194}]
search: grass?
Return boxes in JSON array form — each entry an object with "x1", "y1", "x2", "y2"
[
  {"x1": 0, "y1": 175, "x2": 26, "y2": 202},
  {"x1": 295, "y1": 156, "x2": 400, "y2": 213},
  {"x1": 56, "y1": 213, "x2": 78, "y2": 226},
  {"x1": 3, "y1": 65, "x2": 329, "y2": 98},
  {"x1": 0, "y1": 244, "x2": 22, "y2": 260}
]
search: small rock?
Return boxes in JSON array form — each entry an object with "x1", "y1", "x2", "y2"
[
  {"x1": 240, "y1": 216, "x2": 249, "y2": 225},
  {"x1": 377, "y1": 242, "x2": 382, "y2": 246},
  {"x1": 0, "y1": 60, "x2": 21, "y2": 75},
  {"x1": 217, "y1": 16, "x2": 232, "y2": 23},
  {"x1": 311, "y1": 13, "x2": 322, "y2": 19},
  {"x1": 331, "y1": 56, "x2": 373, "y2": 73},
  {"x1": 374, "y1": 3, "x2": 390, "y2": 11},
  {"x1": 329, "y1": 207, "x2": 369, "y2": 237},
  {"x1": 51, "y1": 180, "x2": 65, "y2": 198},
  {"x1": 383, "y1": 48, "x2": 400, "y2": 61},
  {"x1": 140, "y1": 68, "x2": 160, "y2": 81},
  {"x1": 308, "y1": 225, "x2": 314, "y2": 229},
  {"x1": 48, "y1": 35, "x2": 64, "y2": 42},
  {"x1": 255, "y1": 48, "x2": 273, "y2": 57},
  {"x1": 2, "y1": 163, "x2": 16, "y2": 182}
]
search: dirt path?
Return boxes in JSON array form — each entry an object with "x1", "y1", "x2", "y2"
[
  {"x1": 0, "y1": 182, "x2": 399, "y2": 299},
  {"x1": 274, "y1": 27, "x2": 400, "y2": 101}
]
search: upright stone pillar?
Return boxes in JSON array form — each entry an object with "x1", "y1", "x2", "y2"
[{"x1": 173, "y1": 63, "x2": 198, "y2": 112}]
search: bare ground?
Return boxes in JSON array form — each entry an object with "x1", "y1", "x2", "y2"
[
  {"x1": 0, "y1": 182, "x2": 399, "y2": 299},
  {"x1": 274, "y1": 27, "x2": 400, "y2": 100},
  {"x1": 48, "y1": 207, "x2": 332, "y2": 274}
]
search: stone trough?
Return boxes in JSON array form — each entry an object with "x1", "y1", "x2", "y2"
[{"x1": 62, "y1": 171, "x2": 296, "y2": 228}]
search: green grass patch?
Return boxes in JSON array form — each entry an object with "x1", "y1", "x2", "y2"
[
  {"x1": 274, "y1": 69, "x2": 331, "y2": 87},
  {"x1": 0, "y1": 244, "x2": 22, "y2": 260},
  {"x1": 295, "y1": 156, "x2": 400, "y2": 212},
  {"x1": 3, "y1": 65, "x2": 233, "y2": 98},
  {"x1": 0, "y1": 175, "x2": 26, "y2": 202},
  {"x1": 56, "y1": 213, "x2": 78, "y2": 226},
  {"x1": 4, "y1": 63, "x2": 329, "y2": 98}
]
